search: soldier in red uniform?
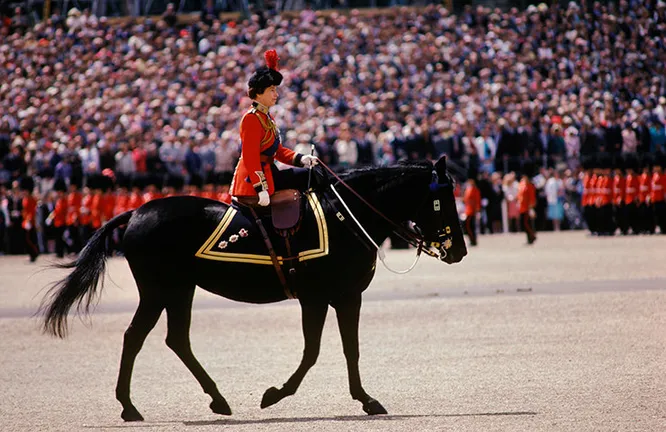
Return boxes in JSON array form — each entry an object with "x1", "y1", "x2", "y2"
[
  {"x1": 127, "y1": 175, "x2": 145, "y2": 211},
  {"x1": 216, "y1": 173, "x2": 232, "y2": 205},
  {"x1": 463, "y1": 173, "x2": 481, "y2": 246},
  {"x1": 102, "y1": 170, "x2": 116, "y2": 226},
  {"x1": 20, "y1": 176, "x2": 39, "y2": 262},
  {"x1": 201, "y1": 175, "x2": 217, "y2": 200},
  {"x1": 517, "y1": 162, "x2": 537, "y2": 244},
  {"x1": 623, "y1": 154, "x2": 640, "y2": 235},
  {"x1": 164, "y1": 175, "x2": 184, "y2": 198},
  {"x1": 79, "y1": 181, "x2": 94, "y2": 244},
  {"x1": 90, "y1": 175, "x2": 105, "y2": 233},
  {"x1": 143, "y1": 174, "x2": 163, "y2": 203},
  {"x1": 65, "y1": 176, "x2": 83, "y2": 254},
  {"x1": 651, "y1": 153, "x2": 665, "y2": 234},
  {"x1": 230, "y1": 49, "x2": 317, "y2": 206},
  {"x1": 637, "y1": 154, "x2": 654, "y2": 234},
  {"x1": 612, "y1": 155, "x2": 627, "y2": 235},
  {"x1": 580, "y1": 156, "x2": 595, "y2": 234},
  {"x1": 50, "y1": 179, "x2": 68, "y2": 258},
  {"x1": 114, "y1": 176, "x2": 131, "y2": 217},
  {"x1": 595, "y1": 154, "x2": 614, "y2": 235}
]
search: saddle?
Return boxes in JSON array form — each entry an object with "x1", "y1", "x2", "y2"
[
  {"x1": 234, "y1": 189, "x2": 302, "y2": 231},
  {"x1": 234, "y1": 189, "x2": 305, "y2": 299}
]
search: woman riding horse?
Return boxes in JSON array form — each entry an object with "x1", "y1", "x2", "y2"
[
  {"x1": 230, "y1": 49, "x2": 318, "y2": 207},
  {"x1": 39, "y1": 50, "x2": 467, "y2": 422}
]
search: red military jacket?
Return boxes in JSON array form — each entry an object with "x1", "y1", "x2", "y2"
[
  {"x1": 651, "y1": 172, "x2": 664, "y2": 203},
  {"x1": 463, "y1": 184, "x2": 481, "y2": 216},
  {"x1": 127, "y1": 191, "x2": 144, "y2": 210},
  {"x1": 638, "y1": 173, "x2": 651, "y2": 203},
  {"x1": 596, "y1": 175, "x2": 612, "y2": 206},
  {"x1": 230, "y1": 103, "x2": 300, "y2": 197},
  {"x1": 91, "y1": 192, "x2": 104, "y2": 229},
  {"x1": 517, "y1": 179, "x2": 536, "y2": 213},
  {"x1": 583, "y1": 173, "x2": 597, "y2": 207},
  {"x1": 79, "y1": 192, "x2": 92, "y2": 226},
  {"x1": 21, "y1": 195, "x2": 37, "y2": 230},
  {"x1": 103, "y1": 192, "x2": 116, "y2": 222},
  {"x1": 218, "y1": 191, "x2": 232, "y2": 205},
  {"x1": 612, "y1": 175, "x2": 625, "y2": 206},
  {"x1": 53, "y1": 196, "x2": 68, "y2": 228},
  {"x1": 114, "y1": 192, "x2": 130, "y2": 216},
  {"x1": 143, "y1": 191, "x2": 163, "y2": 203},
  {"x1": 624, "y1": 174, "x2": 639, "y2": 205},
  {"x1": 66, "y1": 190, "x2": 82, "y2": 226}
]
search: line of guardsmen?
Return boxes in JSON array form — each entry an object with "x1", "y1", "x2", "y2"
[
  {"x1": 581, "y1": 152, "x2": 666, "y2": 236},
  {"x1": 1, "y1": 171, "x2": 233, "y2": 260}
]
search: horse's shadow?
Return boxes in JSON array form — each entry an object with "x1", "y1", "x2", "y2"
[
  {"x1": 86, "y1": 411, "x2": 537, "y2": 429},
  {"x1": 184, "y1": 412, "x2": 537, "y2": 426}
]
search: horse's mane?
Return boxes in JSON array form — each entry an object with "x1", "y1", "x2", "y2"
[{"x1": 338, "y1": 162, "x2": 433, "y2": 194}]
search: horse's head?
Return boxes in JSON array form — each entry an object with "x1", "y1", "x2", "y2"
[{"x1": 411, "y1": 156, "x2": 467, "y2": 264}]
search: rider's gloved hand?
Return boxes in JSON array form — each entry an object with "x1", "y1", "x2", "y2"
[
  {"x1": 258, "y1": 190, "x2": 270, "y2": 207},
  {"x1": 301, "y1": 155, "x2": 319, "y2": 168}
]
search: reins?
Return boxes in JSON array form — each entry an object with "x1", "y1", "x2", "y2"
[{"x1": 317, "y1": 161, "x2": 440, "y2": 273}]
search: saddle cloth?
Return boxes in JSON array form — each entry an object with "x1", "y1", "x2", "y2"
[{"x1": 195, "y1": 192, "x2": 329, "y2": 265}]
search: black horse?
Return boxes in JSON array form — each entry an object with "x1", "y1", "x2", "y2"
[{"x1": 40, "y1": 157, "x2": 466, "y2": 421}]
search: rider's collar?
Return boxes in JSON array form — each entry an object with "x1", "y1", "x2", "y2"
[{"x1": 252, "y1": 101, "x2": 270, "y2": 115}]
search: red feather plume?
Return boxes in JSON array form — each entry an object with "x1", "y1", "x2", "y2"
[{"x1": 264, "y1": 49, "x2": 280, "y2": 71}]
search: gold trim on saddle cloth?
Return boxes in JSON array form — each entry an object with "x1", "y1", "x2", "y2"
[{"x1": 194, "y1": 193, "x2": 329, "y2": 264}]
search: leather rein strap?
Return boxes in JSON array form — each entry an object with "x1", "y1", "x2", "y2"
[
  {"x1": 318, "y1": 161, "x2": 434, "y2": 255},
  {"x1": 247, "y1": 206, "x2": 295, "y2": 300}
]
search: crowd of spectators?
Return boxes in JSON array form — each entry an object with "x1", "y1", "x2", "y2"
[{"x1": 1, "y1": 1, "x2": 666, "y2": 255}]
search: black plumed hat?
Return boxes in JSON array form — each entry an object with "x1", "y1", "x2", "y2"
[{"x1": 248, "y1": 50, "x2": 283, "y2": 91}]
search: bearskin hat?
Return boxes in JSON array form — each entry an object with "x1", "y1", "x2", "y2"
[
  {"x1": 189, "y1": 173, "x2": 203, "y2": 189},
  {"x1": 116, "y1": 173, "x2": 131, "y2": 190},
  {"x1": 53, "y1": 178, "x2": 67, "y2": 192},
  {"x1": 248, "y1": 50, "x2": 283, "y2": 92},
  {"x1": 655, "y1": 151, "x2": 666, "y2": 168},
  {"x1": 623, "y1": 153, "x2": 639, "y2": 172},
  {"x1": 639, "y1": 152, "x2": 654, "y2": 170},
  {"x1": 166, "y1": 174, "x2": 185, "y2": 190},
  {"x1": 19, "y1": 176, "x2": 35, "y2": 192},
  {"x1": 597, "y1": 152, "x2": 612, "y2": 170},
  {"x1": 521, "y1": 159, "x2": 536, "y2": 178},
  {"x1": 130, "y1": 173, "x2": 146, "y2": 190},
  {"x1": 70, "y1": 173, "x2": 83, "y2": 189}
]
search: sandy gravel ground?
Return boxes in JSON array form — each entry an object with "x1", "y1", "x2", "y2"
[{"x1": 1, "y1": 231, "x2": 665, "y2": 432}]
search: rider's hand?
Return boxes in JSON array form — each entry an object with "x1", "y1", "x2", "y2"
[
  {"x1": 301, "y1": 155, "x2": 319, "y2": 168},
  {"x1": 258, "y1": 190, "x2": 270, "y2": 207}
]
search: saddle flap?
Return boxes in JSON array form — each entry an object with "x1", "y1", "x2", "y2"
[{"x1": 271, "y1": 189, "x2": 301, "y2": 230}]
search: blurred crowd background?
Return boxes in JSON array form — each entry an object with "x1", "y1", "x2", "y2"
[{"x1": 1, "y1": 0, "x2": 665, "y2": 258}]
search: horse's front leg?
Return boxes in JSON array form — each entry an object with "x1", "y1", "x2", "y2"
[
  {"x1": 261, "y1": 299, "x2": 328, "y2": 409},
  {"x1": 333, "y1": 292, "x2": 387, "y2": 415}
]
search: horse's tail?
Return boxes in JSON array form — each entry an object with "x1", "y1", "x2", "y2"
[{"x1": 40, "y1": 211, "x2": 134, "y2": 338}]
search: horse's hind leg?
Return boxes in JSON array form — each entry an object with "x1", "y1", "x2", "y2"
[
  {"x1": 116, "y1": 299, "x2": 164, "y2": 421},
  {"x1": 165, "y1": 286, "x2": 231, "y2": 416},
  {"x1": 261, "y1": 300, "x2": 328, "y2": 409},
  {"x1": 333, "y1": 292, "x2": 387, "y2": 415}
]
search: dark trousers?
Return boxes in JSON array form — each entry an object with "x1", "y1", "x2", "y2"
[
  {"x1": 639, "y1": 203, "x2": 655, "y2": 234},
  {"x1": 615, "y1": 204, "x2": 628, "y2": 234},
  {"x1": 626, "y1": 202, "x2": 639, "y2": 234},
  {"x1": 520, "y1": 211, "x2": 536, "y2": 243},
  {"x1": 464, "y1": 214, "x2": 477, "y2": 246},
  {"x1": 66, "y1": 225, "x2": 82, "y2": 254},
  {"x1": 53, "y1": 226, "x2": 66, "y2": 258},
  {"x1": 600, "y1": 204, "x2": 615, "y2": 235},
  {"x1": 654, "y1": 201, "x2": 666, "y2": 234},
  {"x1": 25, "y1": 227, "x2": 39, "y2": 260}
]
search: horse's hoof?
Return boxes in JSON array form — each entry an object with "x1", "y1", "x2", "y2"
[
  {"x1": 260, "y1": 386, "x2": 283, "y2": 409},
  {"x1": 121, "y1": 406, "x2": 144, "y2": 422},
  {"x1": 210, "y1": 398, "x2": 232, "y2": 416},
  {"x1": 363, "y1": 399, "x2": 388, "y2": 415}
]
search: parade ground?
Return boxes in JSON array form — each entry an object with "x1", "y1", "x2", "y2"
[{"x1": 1, "y1": 231, "x2": 665, "y2": 432}]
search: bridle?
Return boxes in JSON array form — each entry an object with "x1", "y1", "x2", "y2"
[{"x1": 318, "y1": 161, "x2": 456, "y2": 268}]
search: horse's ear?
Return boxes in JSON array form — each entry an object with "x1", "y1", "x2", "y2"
[{"x1": 434, "y1": 155, "x2": 448, "y2": 178}]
